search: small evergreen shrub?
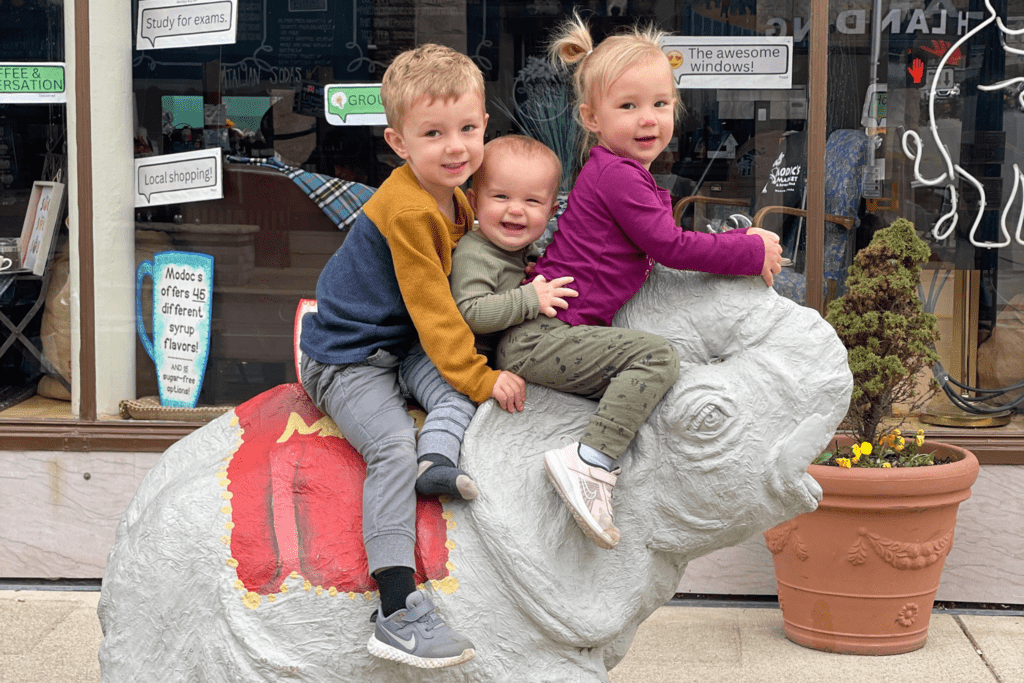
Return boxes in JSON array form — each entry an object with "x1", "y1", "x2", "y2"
[{"x1": 824, "y1": 217, "x2": 940, "y2": 447}]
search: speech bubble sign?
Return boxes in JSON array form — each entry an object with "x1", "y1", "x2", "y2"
[
  {"x1": 137, "y1": 0, "x2": 237, "y2": 50},
  {"x1": 660, "y1": 37, "x2": 793, "y2": 90},
  {"x1": 324, "y1": 84, "x2": 387, "y2": 126},
  {"x1": 135, "y1": 148, "x2": 223, "y2": 208},
  {"x1": 0, "y1": 62, "x2": 66, "y2": 104}
]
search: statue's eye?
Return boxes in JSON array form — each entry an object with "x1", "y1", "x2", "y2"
[{"x1": 691, "y1": 403, "x2": 727, "y2": 433}]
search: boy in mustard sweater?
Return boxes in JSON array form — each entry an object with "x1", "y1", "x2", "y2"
[{"x1": 299, "y1": 44, "x2": 525, "y2": 670}]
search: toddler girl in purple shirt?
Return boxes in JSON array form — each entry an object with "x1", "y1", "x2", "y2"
[{"x1": 496, "y1": 12, "x2": 783, "y2": 548}]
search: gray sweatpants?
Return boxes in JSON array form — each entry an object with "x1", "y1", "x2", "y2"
[
  {"x1": 299, "y1": 344, "x2": 475, "y2": 575},
  {"x1": 497, "y1": 317, "x2": 679, "y2": 459}
]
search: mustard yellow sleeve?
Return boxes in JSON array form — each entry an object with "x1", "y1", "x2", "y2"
[{"x1": 385, "y1": 209, "x2": 500, "y2": 403}]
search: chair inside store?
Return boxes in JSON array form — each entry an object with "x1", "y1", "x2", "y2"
[{"x1": 674, "y1": 129, "x2": 870, "y2": 306}]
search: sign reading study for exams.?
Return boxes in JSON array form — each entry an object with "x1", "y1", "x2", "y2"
[
  {"x1": 135, "y1": 148, "x2": 223, "y2": 208},
  {"x1": 660, "y1": 37, "x2": 792, "y2": 90},
  {"x1": 137, "y1": 251, "x2": 214, "y2": 408},
  {"x1": 136, "y1": 0, "x2": 238, "y2": 50},
  {"x1": 324, "y1": 84, "x2": 388, "y2": 126}
]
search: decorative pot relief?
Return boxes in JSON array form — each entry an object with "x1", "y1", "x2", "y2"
[
  {"x1": 895, "y1": 603, "x2": 920, "y2": 628},
  {"x1": 764, "y1": 521, "x2": 809, "y2": 560},
  {"x1": 847, "y1": 527, "x2": 955, "y2": 569}
]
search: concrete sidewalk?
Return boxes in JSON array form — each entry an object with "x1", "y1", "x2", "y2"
[{"x1": 2, "y1": 591, "x2": 1022, "y2": 682}]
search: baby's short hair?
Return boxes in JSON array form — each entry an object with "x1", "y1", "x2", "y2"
[
  {"x1": 473, "y1": 134, "x2": 562, "y2": 200},
  {"x1": 381, "y1": 44, "x2": 486, "y2": 131}
]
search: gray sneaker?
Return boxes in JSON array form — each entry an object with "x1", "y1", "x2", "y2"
[{"x1": 367, "y1": 590, "x2": 476, "y2": 669}]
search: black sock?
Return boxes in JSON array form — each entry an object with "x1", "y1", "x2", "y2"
[
  {"x1": 416, "y1": 453, "x2": 479, "y2": 500},
  {"x1": 374, "y1": 566, "x2": 416, "y2": 617}
]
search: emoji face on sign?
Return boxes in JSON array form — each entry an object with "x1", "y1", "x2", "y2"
[{"x1": 666, "y1": 50, "x2": 684, "y2": 70}]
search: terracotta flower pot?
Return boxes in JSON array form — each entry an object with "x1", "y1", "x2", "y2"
[{"x1": 764, "y1": 438, "x2": 979, "y2": 655}]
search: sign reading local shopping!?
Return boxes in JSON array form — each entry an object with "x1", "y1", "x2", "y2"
[
  {"x1": 324, "y1": 84, "x2": 388, "y2": 126},
  {"x1": 136, "y1": 0, "x2": 238, "y2": 50},
  {"x1": 135, "y1": 148, "x2": 223, "y2": 208},
  {"x1": 0, "y1": 63, "x2": 66, "y2": 104},
  {"x1": 660, "y1": 37, "x2": 793, "y2": 90},
  {"x1": 136, "y1": 251, "x2": 214, "y2": 408}
]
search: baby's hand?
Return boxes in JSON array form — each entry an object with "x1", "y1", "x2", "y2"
[
  {"x1": 531, "y1": 274, "x2": 578, "y2": 317},
  {"x1": 491, "y1": 371, "x2": 526, "y2": 413},
  {"x1": 747, "y1": 227, "x2": 783, "y2": 287}
]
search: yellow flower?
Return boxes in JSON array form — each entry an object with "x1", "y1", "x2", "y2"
[
  {"x1": 852, "y1": 452, "x2": 861, "y2": 464},
  {"x1": 916, "y1": 431, "x2": 925, "y2": 447},
  {"x1": 894, "y1": 436, "x2": 905, "y2": 451},
  {"x1": 836, "y1": 458, "x2": 852, "y2": 468},
  {"x1": 893, "y1": 429, "x2": 901, "y2": 436},
  {"x1": 860, "y1": 442, "x2": 873, "y2": 456},
  {"x1": 882, "y1": 462, "x2": 892, "y2": 468},
  {"x1": 852, "y1": 444, "x2": 861, "y2": 458}
]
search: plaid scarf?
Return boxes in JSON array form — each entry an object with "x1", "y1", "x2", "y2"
[{"x1": 227, "y1": 155, "x2": 376, "y2": 231}]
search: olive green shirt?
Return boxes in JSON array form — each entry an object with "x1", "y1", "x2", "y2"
[{"x1": 449, "y1": 229, "x2": 541, "y2": 361}]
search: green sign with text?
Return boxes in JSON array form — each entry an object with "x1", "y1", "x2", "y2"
[
  {"x1": 0, "y1": 63, "x2": 66, "y2": 103},
  {"x1": 324, "y1": 84, "x2": 387, "y2": 126}
]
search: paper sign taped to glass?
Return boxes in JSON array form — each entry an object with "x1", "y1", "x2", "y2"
[{"x1": 136, "y1": 251, "x2": 214, "y2": 408}]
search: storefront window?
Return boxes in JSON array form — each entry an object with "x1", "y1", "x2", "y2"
[
  {"x1": 847, "y1": 0, "x2": 1024, "y2": 416},
  {"x1": 121, "y1": 0, "x2": 810, "y2": 411},
  {"x1": 5, "y1": 0, "x2": 1015, "y2": 431},
  {"x1": 0, "y1": 0, "x2": 67, "y2": 418}
]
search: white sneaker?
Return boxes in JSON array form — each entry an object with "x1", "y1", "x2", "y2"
[{"x1": 542, "y1": 441, "x2": 621, "y2": 549}]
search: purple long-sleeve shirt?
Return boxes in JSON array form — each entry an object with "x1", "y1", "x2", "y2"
[{"x1": 535, "y1": 146, "x2": 765, "y2": 327}]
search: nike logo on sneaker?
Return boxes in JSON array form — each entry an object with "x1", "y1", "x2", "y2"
[{"x1": 386, "y1": 630, "x2": 417, "y2": 651}]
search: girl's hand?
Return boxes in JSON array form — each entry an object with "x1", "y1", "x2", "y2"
[
  {"x1": 531, "y1": 274, "x2": 578, "y2": 317},
  {"x1": 491, "y1": 371, "x2": 526, "y2": 412},
  {"x1": 748, "y1": 227, "x2": 783, "y2": 287}
]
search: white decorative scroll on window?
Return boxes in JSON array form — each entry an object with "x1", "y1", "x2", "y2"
[{"x1": 902, "y1": 0, "x2": 1024, "y2": 248}]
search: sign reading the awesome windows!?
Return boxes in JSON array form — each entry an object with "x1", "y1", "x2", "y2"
[
  {"x1": 660, "y1": 37, "x2": 792, "y2": 90},
  {"x1": 0, "y1": 63, "x2": 66, "y2": 103},
  {"x1": 136, "y1": 0, "x2": 238, "y2": 50}
]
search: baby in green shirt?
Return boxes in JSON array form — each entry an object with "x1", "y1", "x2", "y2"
[{"x1": 450, "y1": 134, "x2": 578, "y2": 361}]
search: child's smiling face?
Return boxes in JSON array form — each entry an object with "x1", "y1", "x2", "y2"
[
  {"x1": 384, "y1": 90, "x2": 488, "y2": 211},
  {"x1": 580, "y1": 55, "x2": 677, "y2": 170},
  {"x1": 468, "y1": 152, "x2": 560, "y2": 253}
]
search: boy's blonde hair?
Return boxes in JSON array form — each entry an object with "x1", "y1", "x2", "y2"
[
  {"x1": 548, "y1": 13, "x2": 679, "y2": 157},
  {"x1": 473, "y1": 135, "x2": 562, "y2": 201},
  {"x1": 381, "y1": 43, "x2": 486, "y2": 131}
]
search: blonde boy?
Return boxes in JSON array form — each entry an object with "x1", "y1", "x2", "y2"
[
  {"x1": 451, "y1": 135, "x2": 578, "y2": 359},
  {"x1": 299, "y1": 44, "x2": 524, "y2": 670}
]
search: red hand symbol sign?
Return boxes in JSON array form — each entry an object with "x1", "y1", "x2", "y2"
[{"x1": 908, "y1": 58, "x2": 924, "y2": 84}]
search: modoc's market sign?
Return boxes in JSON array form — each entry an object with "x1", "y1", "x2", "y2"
[{"x1": 0, "y1": 63, "x2": 66, "y2": 104}]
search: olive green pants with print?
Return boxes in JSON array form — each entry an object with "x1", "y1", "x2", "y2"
[{"x1": 496, "y1": 316, "x2": 679, "y2": 459}]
